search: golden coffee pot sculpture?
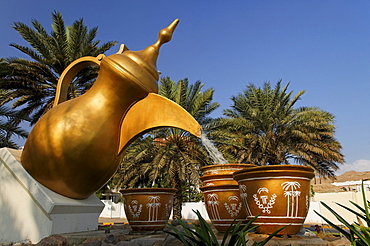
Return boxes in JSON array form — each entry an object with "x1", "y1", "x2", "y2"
[{"x1": 21, "y1": 19, "x2": 201, "y2": 199}]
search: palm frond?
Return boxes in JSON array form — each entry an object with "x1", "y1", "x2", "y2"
[
  {"x1": 1, "y1": 11, "x2": 117, "y2": 126},
  {"x1": 211, "y1": 80, "x2": 344, "y2": 176}
]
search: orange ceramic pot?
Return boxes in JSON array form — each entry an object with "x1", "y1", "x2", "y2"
[
  {"x1": 120, "y1": 188, "x2": 176, "y2": 231},
  {"x1": 233, "y1": 165, "x2": 315, "y2": 235},
  {"x1": 200, "y1": 184, "x2": 248, "y2": 232},
  {"x1": 200, "y1": 164, "x2": 255, "y2": 176}
]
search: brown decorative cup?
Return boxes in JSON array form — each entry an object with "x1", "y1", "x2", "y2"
[
  {"x1": 120, "y1": 188, "x2": 176, "y2": 231},
  {"x1": 200, "y1": 184, "x2": 248, "y2": 232},
  {"x1": 233, "y1": 165, "x2": 315, "y2": 235}
]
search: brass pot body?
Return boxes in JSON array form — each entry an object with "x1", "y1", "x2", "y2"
[
  {"x1": 20, "y1": 20, "x2": 201, "y2": 199},
  {"x1": 120, "y1": 188, "x2": 176, "y2": 231},
  {"x1": 200, "y1": 184, "x2": 247, "y2": 232},
  {"x1": 21, "y1": 61, "x2": 147, "y2": 199},
  {"x1": 233, "y1": 165, "x2": 315, "y2": 235}
]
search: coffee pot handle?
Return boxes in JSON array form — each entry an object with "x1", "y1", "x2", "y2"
[{"x1": 53, "y1": 54, "x2": 105, "y2": 107}]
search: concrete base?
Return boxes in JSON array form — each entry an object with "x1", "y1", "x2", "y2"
[{"x1": 0, "y1": 148, "x2": 104, "y2": 244}]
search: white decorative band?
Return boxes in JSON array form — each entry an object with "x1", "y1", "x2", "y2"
[
  {"x1": 253, "y1": 222, "x2": 303, "y2": 226},
  {"x1": 212, "y1": 219, "x2": 246, "y2": 222},
  {"x1": 204, "y1": 178, "x2": 233, "y2": 181},
  {"x1": 249, "y1": 216, "x2": 306, "y2": 219},
  {"x1": 204, "y1": 189, "x2": 240, "y2": 192},
  {"x1": 212, "y1": 223, "x2": 243, "y2": 227},
  {"x1": 206, "y1": 168, "x2": 239, "y2": 172},
  {"x1": 129, "y1": 220, "x2": 167, "y2": 223},
  {"x1": 122, "y1": 192, "x2": 174, "y2": 195},
  {"x1": 239, "y1": 176, "x2": 311, "y2": 182}
]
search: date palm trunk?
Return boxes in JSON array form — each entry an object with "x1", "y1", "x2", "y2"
[{"x1": 171, "y1": 178, "x2": 184, "y2": 219}]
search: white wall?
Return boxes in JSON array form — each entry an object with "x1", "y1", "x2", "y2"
[
  {"x1": 100, "y1": 200, "x2": 123, "y2": 218},
  {"x1": 181, "y1": 202, "x2": 210, "y2": 220},
  {"x1": 312, "y1": 190, "x2": 370, "y2": 225},
  {"x1": 304, "y1": 201, "x2": 324, "y2": 224},
  {"x1": 100, "y1": 201, "x2": 210, "y2": 220}
]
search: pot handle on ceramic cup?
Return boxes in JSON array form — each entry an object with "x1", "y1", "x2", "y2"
[{"x1": 53, "y1": 54, "x2": 105, "y2": 107}]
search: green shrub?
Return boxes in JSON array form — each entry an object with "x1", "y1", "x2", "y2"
[{"x1": 165, "y1": 210, "x2": 286, "y2": 246}]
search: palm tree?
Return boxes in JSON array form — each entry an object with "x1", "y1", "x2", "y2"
[
  {"x1": 210, "y1": 80, "x2": 344, "y2": 178},
  {"x1": 114, "y1": 77, "x2": 220, "y2": 219},
  {"x1": 0, "y1": 58, "x2": 29, "y2": 146},
  {"x1": 0, "y1": 11, "x2": 117, "y2": 125},
  {"x1": 0, "y1": 105, "x2": 29, "y2": 148}
]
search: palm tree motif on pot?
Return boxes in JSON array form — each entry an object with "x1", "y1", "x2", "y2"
[
  {"x1": 164, "y1": 199, "x2": 173, "y2": 218},
  {"x1": 147, "y1": 196, "x2": 161, "y2": 221},
  {"x1": 253, "y1": 187, "x2": 277, "y2": 214},
  {"x1": 281, "y1": 181, "x2": 301, "y2": 217},
  {"x1": 127, "y1": 200, "x2": 143, "y2": 218},
  {"x1": 224, "y1": 196, "x2": 243, "y2": 217},
  {"x1": 206, "y1": 183, "x2": 215, "y2": 186},
  {"x1": 207, "y1": 193, "x2": 221, "y2": 220},
  {"x1": 239, "y1": 184, "x2": 252, "y2": 216}
]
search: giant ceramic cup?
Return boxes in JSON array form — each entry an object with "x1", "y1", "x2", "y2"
[
  {"x1": 233, "y1": 165, "x2": 315, "y2": 235},
  {"x1": 200, "y1": 184, "x2": 248, "y2": 232},
  {"x1": 120, "y1": 188, "x2": 176, "y2": 231}
]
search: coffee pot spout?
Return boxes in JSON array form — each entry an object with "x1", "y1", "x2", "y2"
[{"x1": 118, "y1": 93, "x2": 201, "y2": 154}]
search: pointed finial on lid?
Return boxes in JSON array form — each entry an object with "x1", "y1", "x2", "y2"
[
  {"x1": 133, "y1": 18, "x2": 179, "y2": 80},
  {"x1": 152, "y1": 19, "x2": 180, "y2": 52},
  {"x1": 106, "y1": 19, "x2": 180, "y2": 93}
]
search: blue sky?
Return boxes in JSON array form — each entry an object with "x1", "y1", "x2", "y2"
[{"x1": 1, "y1": 1, "x2": 370, "y2": 174}]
